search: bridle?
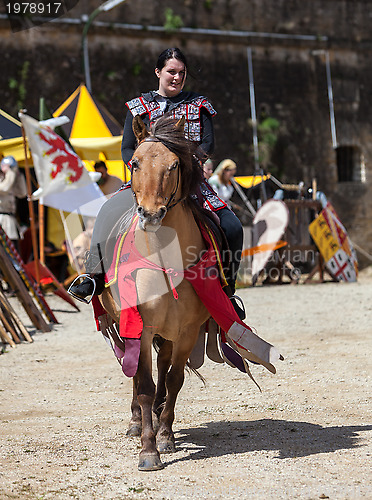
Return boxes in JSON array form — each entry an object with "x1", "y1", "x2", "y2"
[{"x1": 131, "y1": 137, "x2": 185, "y2": 211}]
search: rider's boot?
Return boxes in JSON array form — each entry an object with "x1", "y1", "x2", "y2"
[{"x1": 68, "y1": 251, "x2": 105, "y2": 304}]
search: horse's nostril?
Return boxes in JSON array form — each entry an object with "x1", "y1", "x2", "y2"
[{"x1": 158, "y1": 206, "x2": 167, "y2": 219}]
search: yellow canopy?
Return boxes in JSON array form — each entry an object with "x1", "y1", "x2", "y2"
[
  {"x1": 0, "y1": 136, "x2": 31, "y2": 165},
  {"x1": 234, "y1": 174, "x2": 270, "y2": 189},
  {"x1": 70, "y1": 136, "x2": 122, "y2": 160}
]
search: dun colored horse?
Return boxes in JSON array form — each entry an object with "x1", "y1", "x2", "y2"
[{"x1": 100, "y1": 114, "x2": 212, "y2": 471}]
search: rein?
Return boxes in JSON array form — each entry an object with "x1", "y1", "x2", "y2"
[
  {"x1": 132, "y1": 136, "x2": 185, "y2": 211},
  {"x1": 166, "y1": 164, "x2": 182, "y2": 210}
]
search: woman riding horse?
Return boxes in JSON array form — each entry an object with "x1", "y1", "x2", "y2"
[
  {"x1": 69, "y1": 47, "x2": 244, "y2": 318},
  {"x1": 97, "y1": 114, "x2": 282, "y2": 471}
]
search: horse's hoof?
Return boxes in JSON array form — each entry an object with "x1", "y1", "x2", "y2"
[
  {"x1": 138, "y1": 453, "x2": 164, "y2": 471},
  {"x1": 126, "y1": 424, "x2": 142, "y2": 437},
  {"x1": 157, "y1": 440, "x2": 176, "y2": 454}
]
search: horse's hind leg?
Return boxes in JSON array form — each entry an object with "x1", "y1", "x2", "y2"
[
  {"x1": 127, "y1": 378, "x2": 142, "y2": 437},
  {"x1": 136, "y1": 332, "x2": 164, "y2": 471}
]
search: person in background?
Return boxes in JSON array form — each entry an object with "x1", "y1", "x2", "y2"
[
  {"x1": 68, "y1": 218, "x2": 96, "y2": 273},
  {"x1": 203, "y1": 158, "x2": 214, "y2": 180},
  {"x1": 94, "y1": 160, "x2": 123, "y2": 196},
  {"x1": 209, "y1": 159, "x2": 237, "y2": 207},
  {"x1": 0, "y1": 156, "x2": 27, "y2": 250}
]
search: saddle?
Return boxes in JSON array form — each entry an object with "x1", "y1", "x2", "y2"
[{"x1": 191, "y1": 203, "x2": 233, "y2": 296}]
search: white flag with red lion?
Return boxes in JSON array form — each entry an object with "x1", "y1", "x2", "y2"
[{"x1": 19, "y1": 112, "x2": 99, "y2": 200}]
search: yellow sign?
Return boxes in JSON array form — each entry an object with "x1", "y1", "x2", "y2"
[{"x1": 309, "y1": 212, "x2": 339, "y2": 263}]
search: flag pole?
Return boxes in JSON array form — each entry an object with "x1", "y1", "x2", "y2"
[
  {"x1": 247, "y1": 47, "x2": 267, "y2": 206},
  {"x1": 59, "y1": 209, "x2": 83, "y2": 274},
  {"x1": 20, "y1": 116, "x2": 41, "y2": 285},
  {"x1": 39, "y1": 197, "x2": 45, "y2": 264}
]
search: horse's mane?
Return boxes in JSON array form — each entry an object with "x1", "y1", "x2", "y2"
[
  {"x1": 149, "y1": 114, "x2": 220, "y2": 236},
  {"x1": 149, "y1": 114, "x2": 205, "y2": 200}
]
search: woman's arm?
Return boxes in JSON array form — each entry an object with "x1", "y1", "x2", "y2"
[
  {"x1": 121, "y1": 112, "x2": 136, "y2": 165},
  {"x1": 199, "y1": 108, "x2": 214, "y2": 156}
]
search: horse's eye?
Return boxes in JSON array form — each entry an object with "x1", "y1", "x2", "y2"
[{"x1": 169, "y1": 161, "x2": 179, "y2": 172}]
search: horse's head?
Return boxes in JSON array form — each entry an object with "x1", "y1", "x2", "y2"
[{"x1": 131, "y1": 114, "x2": 195, "y2": 232}]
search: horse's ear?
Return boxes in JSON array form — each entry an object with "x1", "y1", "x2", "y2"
[
  {"x1": 133, "y1": 115, "x2": 149, "y2": 142},
  {"x1": 175, "y1": 116, "x2": 186, "y2": 131}
]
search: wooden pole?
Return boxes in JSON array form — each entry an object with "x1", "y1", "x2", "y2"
[
  {"x1": 312, "y1": 178, "x2": 317, "y2": 201},
  {"x1": 0, "y1": 239, "x2": 51, "y2": 332},
  {"x1": 39, "y1": 200, "x2": 45, "y2": 264},
  {"x1": 0, "y1": 224, "x2": 58, "y2": 324},
  {"x1": 0, "y1": 290, "x2": 33, "y2": 342},
  {"x1": 0, "y1": 308, "x2": 21, "y2": 344},
  {"x1": 0, "y1": 322, "x2": 16, "y2": 347},
  {"x1": 21, "y1": 121, "x2": 41, "y2": 285}
]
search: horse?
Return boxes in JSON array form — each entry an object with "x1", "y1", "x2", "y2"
[{"x1": 99, "y1": 114, "x2": 212, "y2": 471}]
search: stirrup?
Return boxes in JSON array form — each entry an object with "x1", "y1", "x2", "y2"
[
  {"x1": 67, "y1": 274, "x2": 96, "y2": 304},
  {"x1": 230, "y1": 294, "x2": 246, "y2": 321}
]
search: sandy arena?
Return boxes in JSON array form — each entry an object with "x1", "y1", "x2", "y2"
[{"x1": 0, "y1": 269, "x2": 371, "y2": 499}]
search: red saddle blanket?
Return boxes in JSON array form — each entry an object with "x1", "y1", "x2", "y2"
[{"x1": 92, "y1": 216, "x2": 282, "y2": 372}]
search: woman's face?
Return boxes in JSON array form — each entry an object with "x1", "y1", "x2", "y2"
[
  {"x1": 223, "y1": 167, "x2": 236, "y2": 182},
  {"x1": 155, "y1": 58, "x2": 186, "y2": 97},
  {"x1": 203, "y1": 162, "x2": 214, "y2": 180}
]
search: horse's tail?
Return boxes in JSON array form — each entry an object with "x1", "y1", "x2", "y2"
[
  {"x1": 185, "y1": 361, "x2": 206, "y2": 386},
  {"x1": 152, "y1": 335, "x2": 206, "y2": 386}
]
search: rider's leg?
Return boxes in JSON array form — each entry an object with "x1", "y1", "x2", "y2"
[
  {"x1": 215, "y1": 207, "x2": 245, "y2": 319},
  {"x1": 216, "y1": 207, "x2": 243, "y2": 292},
  {"x1": 69, "y1": 187, "x2": 134, "y2": 301}
]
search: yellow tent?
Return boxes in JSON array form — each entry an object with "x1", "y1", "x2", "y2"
[
  {"x1": 53, "y1": 84, "x2": 130, "y2": 183},
  {"x1": 0, "y1": 95, "x2": 128, "y2": 261}
]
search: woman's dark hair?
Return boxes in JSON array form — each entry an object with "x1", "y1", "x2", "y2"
[{"x1": 156, "y1": 47, "x2": 188, "y2": 73}]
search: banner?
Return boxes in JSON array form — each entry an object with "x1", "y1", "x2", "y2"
[
  {"x1": 309, "y1": 202, "x2": 358, "y2": 282},
  {"x1": 19, "y1": 112, "x2": 106, "y2": 217},
  {"x1": 19, "y1": 113, "x2": 99, "y2": 199}
]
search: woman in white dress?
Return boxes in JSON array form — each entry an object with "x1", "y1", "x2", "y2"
[{"x1": 209, "y1": 158, "x2": 237, "y2": 207}]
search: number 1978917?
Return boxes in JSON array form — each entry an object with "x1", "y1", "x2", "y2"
[{"x1": 6, "y1": 2, "x2": 62, "y2": 15}]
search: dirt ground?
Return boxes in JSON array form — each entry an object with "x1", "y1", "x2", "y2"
[{"x1": 0, "y1": 269, "x2": 371, "y2": 499}]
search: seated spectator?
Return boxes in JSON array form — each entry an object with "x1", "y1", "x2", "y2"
[
  {"x1": 94, "y1": 160, "x2": 123, "y2": 196},
  {"x1": 0, "y1": 156, "x2": 27, "y2": 250},
  {"x1": 209, "y1": 159, "x2": 237, "y2": 207}
]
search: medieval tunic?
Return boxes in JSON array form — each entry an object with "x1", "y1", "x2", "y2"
[
  {"x1": 85, "y1": 89, "x2": 242, "y2": 295},
  {"x1": 121, "y1": 91, "x2": 227, "y2": 212}
]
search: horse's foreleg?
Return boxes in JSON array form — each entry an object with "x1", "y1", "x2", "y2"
[
  {"x1": 126, "y1": 378, "x2": 142, "y2": 436},
  {"x1": 156, "y1": 328, "x2": 199, "y2": 454},
  {"x1": 136, "y1": 333, "x2": 164, "y2": 471}
]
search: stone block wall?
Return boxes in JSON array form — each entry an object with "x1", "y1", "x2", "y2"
[{"x1": 1, "y1": 0, "x2": 371, "y2": 264}]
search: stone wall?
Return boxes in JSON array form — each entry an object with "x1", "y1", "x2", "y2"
[{"x1": 1, "y1": 0, "x2": 371, "y2": 264}]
